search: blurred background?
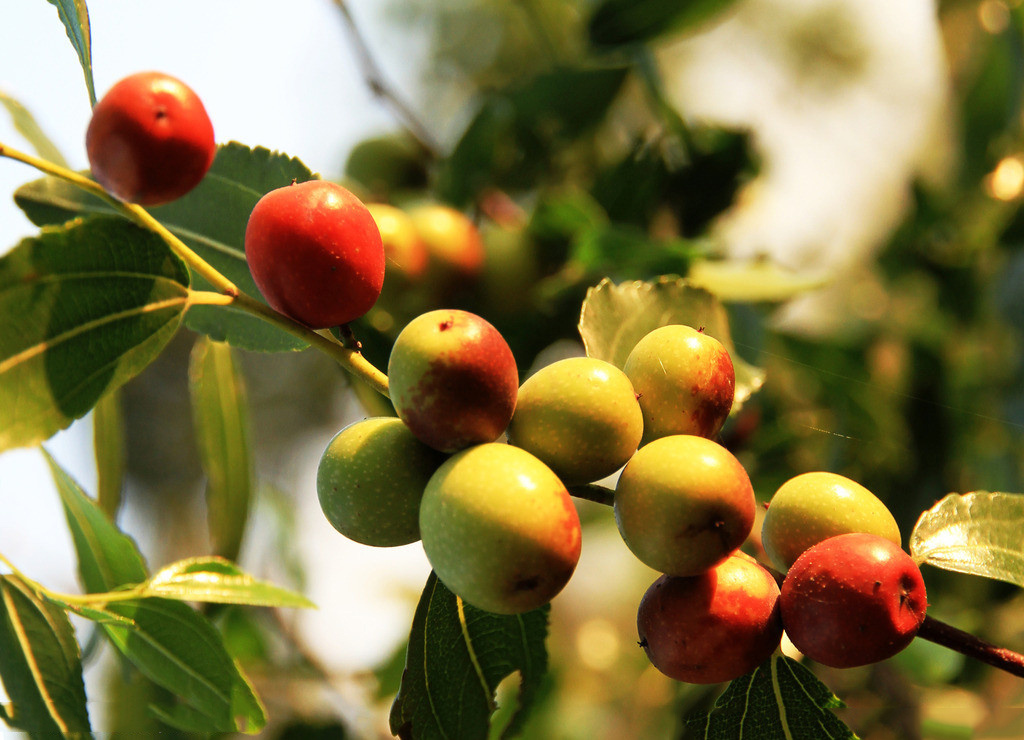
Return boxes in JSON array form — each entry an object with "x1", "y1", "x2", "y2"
[{"x1": 3, "y1": 0, "x2": 1024, "y2": 737}]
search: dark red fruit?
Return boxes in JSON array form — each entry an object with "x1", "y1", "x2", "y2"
[
  {"x1": 86, "y1": 71, "x2": 216, "y2": 205},
  {"x1": 637, "y1": 553, "x2": 783, "y2": 684},
  {"x1": 244, "y1": 180, "x2": 385, "y2": 328},
  {"x1": 781, "y1": 532, "x2": 927, "y2": 668}
]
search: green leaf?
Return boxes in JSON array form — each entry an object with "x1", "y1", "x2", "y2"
[
  {"x1": 588, "y1": 0, "x2": 740, "y2": 48},
  {"x1": 44, "y1": 448, "x2": 148, "y2": 593},
  {"x1": 687, "y1": 259, "x2": 831, "y2": 302},
  {"x1": 92, "y1": 389, "x2": 125, "y2": 521},
  {"x1": 0, "y1": 575, "x2": 93, "y2": 738},
  {"x1": 909, "y1": 491, "x2": 1024, "y2": 587},
  {"x1": 188, "y1": 337, "x2": 253, "y2": 561},
  {"x1": 438, "y1": 67, "x2": 629, "y2": 205},
  {"x1": 87, "y1": 597, "x2": 265, "y2": 734},
  {"x1": 13, "y1": 143, "x2": 315, "y2": 352},
  {"x1": 138, "y1": 557, "x2": 314, "y2": 609},
  {"x1": 578, "y1": 277, "x2": 764, "y2": 409},
  {"x1": 0, "y1": 216, "x2": 189, "y2": 451},
  {"x1": 0, "y1": 91, "x2": 69, "y2": 166},
  {"x1": 687, "y1": 654, "x2": 856, "y2": 739},
  {"x1": 569, "y1": 225, "x2": 701, "y2": 279},
  {"x1": 45, "y1": 0, "x2": 96, "y2": 106},
  {"x1": 390, "y1": 573, "x2": 549, "y2": 740}
]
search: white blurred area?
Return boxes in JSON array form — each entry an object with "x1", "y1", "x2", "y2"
[
  {"x1": 0, "y1": 0, "x2": 953, "y2": 735},
  {"x1": 659, "y1": 0, "x2": 951, "y2": 333}
]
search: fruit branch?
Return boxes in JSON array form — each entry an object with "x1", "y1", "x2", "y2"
[
  {"x1": 0, "y1": 142, "x2": 392, "y2": 398},
  {"x1": 188, "y1": 290, "x2": 389, "y2": 396},
  {"x1": 0, "y1": 142, "x2": 238, "y2": 297},
  {"x1": 917, "y1": 614, "x2": 1024, "y2": 678},
  {"x1": 245, "y1": 298, "x2": 390, "y2": 397},
  {"x1": 568, "y1": 484, "x2": 615, "y2": 507},
  {"x1": 332, "y1": 0, "x2": 441, "y2": 158}
]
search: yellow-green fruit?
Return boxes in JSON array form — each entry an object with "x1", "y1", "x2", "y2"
[
  {"x1": 761, "y1": 472, "x2": 901, "y2": 572},
  {"x1": 479, "y1": 222, "x2": 539, "y2": 316},
  {"x1": 623, "y1": 324, "x2": 735, "y2": 444},
  {"x1": 366, "y1": 203, "x2": 430, "y2": 324},
  {"x1": 408, "y1": 203, "x2": 485, "y2": 301},
  {"x1": 614, "y1": 435, "x2": 755, "y2": 576},
  {"x1": 419, "y1": 443, "x2": 582, "y2": 614},
  {"x1": 317, "y1": 417, "x2": 446, "y2": 547},
  {"x1": 508, "y1": 357, "x2": 643, "y2": 485}
]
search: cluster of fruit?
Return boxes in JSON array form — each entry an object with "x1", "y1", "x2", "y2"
[
  {"x1": 85, "y1": 70, "x2": 929, "y2": 686},
  {"x1": 641, "y1": 468, "x2": 929, "y2": 684}
]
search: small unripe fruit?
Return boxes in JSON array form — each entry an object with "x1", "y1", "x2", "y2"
[
  {"x1": 638, "y1": 553, "x2": 783, "y2": 683},
  {"x1": 244, "y1": 180, "x2": 385, "y2": 328},
  {"x1": 366, "y1": 203, "x2": 430, "y2": 322},
  {"x1": 419, "y1": 443, "x2": 582, "y2": 614},
  {"x1": 344, "y1": 132, "x2": 428, "y2": 196},
  {"x1": 479, "y1": 222, "x2": 539, "y2": 317},
  {"x1": 316, "y1": 417, "x2": 446, "y2": 547},
  {"x1": 408, "y1": 204, "x2": 485, "y2": 298},
  {"x1": 614, "y1": 435, "x2": 755, "y2": 576},
  {"x1": 86, "y1": 71, "x2": 216, "y2": 205},
  {"x1": 508, "y1": 357, "x2": 643, "y2": 484},
  {"x1": 367, "y1": 203, "x2": 429, "y2": 285},
  {"x1": 623, "y1": 324, "x2": 735, "y2": 444},
  {"x1": 781, "y1": 533, "x2": 927, "y2": 668},
  {"x1": 388, "y1": 309, "x2": 518, "y2": 453},
  {"x1": 761, "y1": 471, "x2": 901, "y2": 572}
]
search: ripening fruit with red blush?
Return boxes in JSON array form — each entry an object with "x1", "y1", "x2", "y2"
[
  {"x1": 408, "y1": 204, "x2": 485, "y2": 299},
  {"x1": 781, "y1": 532, "x2": 927, "y2": 668},
  {"x1": 419, "y1": 443, "x2": 581, "y2": 614},
  {"x1": 623, "y1": 324, "x2": 735, "y2": 444},
  {"x1": 244, "y1": 180, "x2": 385, "y2": 328},
  {"x1": 614, "y1": 435, "x2": 755, "y2": 577},
  {"x1": 388, "y1": 309, "x2": 518, "y2": 452},
  {"x1": 86, "y1": 71, "x2": 216, "y2": 205},
  {"x1": 637, "y1": 553, "x2": 783, "y2": 684}
]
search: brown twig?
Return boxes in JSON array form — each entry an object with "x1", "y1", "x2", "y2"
[
  {"x1": 917, "y1": 614, "x2": 1024, "y2": 678},
  {"x1": 332, "y1": 0, "x2": 441, "y2": 158}
]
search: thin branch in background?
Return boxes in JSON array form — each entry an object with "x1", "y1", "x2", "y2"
[{"x1": 332, "y1": 0, "x2": 442, "y2": 159}]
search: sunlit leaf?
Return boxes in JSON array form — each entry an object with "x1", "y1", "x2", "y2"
[
  {"x1": 92, "y1": 389, "x2": 125, "y2": 521},
  {"x1": 189, "y1": 338, "x2": 253, "y2": 561},
  {"x1": 0, "y1": 575, "x2": 92, "y2": 738},
  {"x1": 85, "y1": 597, "x2": 266, "y2": 735},
  {"x1": 0, "y1": 91, "x2": 68, "y2": 166},
  {"x1": 140, "y1": 557, "x2": 314, "y2": 609},
  {"x1": 687, "y1": 259, "x2": 830, "y2": 302},
  {"x1": 578, "y1": 277, "x2": 764, "y2": 408},
  {"x1": 688, "y1": 654, "x2": 856, "y2": 739},
  {"x1": 13, "y1": 143, "x2": 315, "y2": 352},
  {"x1": 390, "y1": 573, "x2": 548, "y2": 740},
  {"x1": 910, "y1": 491, "x2": 1024, "y2": 587},
  {"x1": 0, "y1": 218, "x2": 189, "y2": 450},
  {"x1": 45, "y1": 0, "x2": 96, "y2": 106},
  {"x1": 44, "y1": 448, "x2": 148, "y2": 594}
]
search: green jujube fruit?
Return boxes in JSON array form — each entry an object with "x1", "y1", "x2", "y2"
[
  {"x1": 419, "y1": 443, "x2": 582, "y2": 614},
  {"x1": 761, "y1": 471, "x2": 901, "y2": 572},
  {"x1": 317, "y1": 417, "x2": 446, "y2": 547},
  {"x1": 507, "y1": 357, "x2": 643, "y2": 485}
]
